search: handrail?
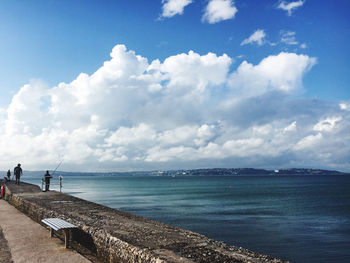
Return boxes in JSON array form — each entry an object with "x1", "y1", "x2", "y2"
[{"x1": 41, "y1": 176, "x2": 63, "y2": 192}]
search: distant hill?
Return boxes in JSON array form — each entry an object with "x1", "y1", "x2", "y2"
[
  {"x1": 159, "y1": 168, "x2": 349, "y2": 176},
  {"x1": 8, "y1": 168, "x2": 349, "y2": 177}
]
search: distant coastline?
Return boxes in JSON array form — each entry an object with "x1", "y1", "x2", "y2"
[
  {"x1": 19, "y1": 167, "x2": 350, "y2": 177},
  {"x1": 151, "y1": 168, "x2": 350, "y2": 177}
]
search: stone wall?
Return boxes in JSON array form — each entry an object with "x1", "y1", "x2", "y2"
[{"x1": 4, "y1": 181, "x2": 288, "y2": 263}]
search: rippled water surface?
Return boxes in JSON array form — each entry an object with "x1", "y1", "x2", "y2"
[{"x1": 25, "y1": 174, "x2": 350, "y2": 262}]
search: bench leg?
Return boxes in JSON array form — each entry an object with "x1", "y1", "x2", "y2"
[
  {"x1": 50, "y1": 228, "x2": 54, "y2": 237},
  {"x1": 64, "y1": 230, "x2": 69, "y2": 248}
]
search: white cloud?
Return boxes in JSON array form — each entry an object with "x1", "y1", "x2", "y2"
[
  {"x1": 222, "y1": 138, "x2": 264, "y2": 157},
  {"x1": 241, "y1": 29, "x2": 266, "y2": 46},
  {"x1": 277, "y1": 0, "x2": 304, "y2": 16},
  {"x1": 294, "y1": 133, "x2": 322, "y2": 151},
  {"x1": 105, "y1": 123, "x2": 157, "y2": 146},
  {"x1": 228, "y1": 52, "x2": 316, "y2": 97},
  {"x1": 146, "y1": 145, "x2": 197, "y2": 162},
  {"x1": 160, "y1": 50, "x2": 232, "y2": 101},
  {"x1": 340, "y1": 102, "x2": 350, "y2": 111},
  {"x1": 202, "y1": 0, "x2": 238, "y2": 24},
  {"x1": 313, "y1": 117, "x2": 342, "y2": 132},
  {"x1": 280, "y1": 31, "x2": 298, "y2": 45},
  {"x1": 284, "y1": 121, "x2": 297, "y2": 132},
  {"x1": 161, "y1": 0, "x2": 193, "y2": 18},
  {"x1": 0, "y1": 44, "x2": 349, "y2": 172}
]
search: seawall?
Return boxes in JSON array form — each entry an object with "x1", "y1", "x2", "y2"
[{"x1": 3, "y1": 181, "x2": 288, "y2": 263}]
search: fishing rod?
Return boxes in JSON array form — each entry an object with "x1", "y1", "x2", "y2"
[
  {"x1": 41, "y1": 160, "x2": 64, "y2": 192},
  {"x1": 51, "y1": 159, "x2": 63, "y2": 176}
]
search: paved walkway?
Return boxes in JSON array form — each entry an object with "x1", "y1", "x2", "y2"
[
  {"x1": 0, "y1": 225, "x2": 13, "y2": 263},
  {"x1": 0, "y1": 199, "x2": 91, "y2": 263}
]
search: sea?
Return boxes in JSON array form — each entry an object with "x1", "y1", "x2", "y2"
[{"x1": 23, "y1": 172, "x2": 350, "y2": 263}]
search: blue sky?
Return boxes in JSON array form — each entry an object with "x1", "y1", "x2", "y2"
[{"x1": 0, "y1": 0, "x2": 349, "y2": 172}]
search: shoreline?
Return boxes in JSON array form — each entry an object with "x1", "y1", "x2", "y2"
[
  {"x1": 9, "y1": 167, "x2": 350, "y2": 178},
  {"x1": 2, "y1": 180, "x2": 288, "y2": 263}
]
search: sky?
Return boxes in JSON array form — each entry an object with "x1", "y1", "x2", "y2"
[{"x1": 0, "y1": 0, "x2": 349, "y2": 172}]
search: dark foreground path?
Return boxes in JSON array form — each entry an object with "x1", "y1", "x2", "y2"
[{"x1": 0, "y1": 226, "x2": 13, "y2": 263}]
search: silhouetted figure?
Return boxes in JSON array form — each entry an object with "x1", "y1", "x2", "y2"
[
  {"x1": 14, "y1": 164, "x2": 22, "y2": 185},
  {"x1": 44, "y1": 171, "x2": 53, "y2": 192},
  {"x1": 4, "y1": 170, "x2": 10, "y2": 181}
]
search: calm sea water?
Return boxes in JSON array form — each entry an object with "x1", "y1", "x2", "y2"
[{"x1": 24, "y1": 173, "x2": 350, "y2": 263}]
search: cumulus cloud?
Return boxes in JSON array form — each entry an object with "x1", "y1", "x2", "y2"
[
  {"x1": 228, "y1": 52, "x2": 316, "y2": 97},
  {"x1": 277, "y1": 0, "x2": 304, "y2": 16},
  {"x1": 202, "y1": 0, "x2": 238, "y2": 24},
  {"x1": 241, "y1": 29, "x2": 266, "y2": 46},
  {"x1": 0, "y1": 44, "x2": 349, "y2": 172},
  {"x1": 161, "y1": 0, "x2": 193, "y2": 18}
]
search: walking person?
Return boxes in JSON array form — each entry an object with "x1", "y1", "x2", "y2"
[
  {"x1": 44, "y1": 171, "x2": 53, "y2": 192},
  {"x1": 14, "y1": 164, "x2": 22, "y2": 185}
]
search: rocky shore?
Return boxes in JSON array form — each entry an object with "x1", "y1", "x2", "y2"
[{"x1": 3, "y1": 181, "x2": 288, "y2": 263}]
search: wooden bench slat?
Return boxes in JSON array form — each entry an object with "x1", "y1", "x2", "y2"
[
  {"x1": 42, "y1": 218, "x2": 76, "y2": 231},
  {"x1": 41, "y1": 218, "x2": 77, "y2": 248}
]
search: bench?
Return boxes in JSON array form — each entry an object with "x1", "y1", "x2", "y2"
[{"x1": 41, "y1": 218, "x2": 76, "y2": 248}]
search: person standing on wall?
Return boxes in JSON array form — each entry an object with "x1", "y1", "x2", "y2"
[
  {"x1": 44, "y1": 170, "x2": 53, "y2": 192},
  {"x1": 14, "y1": 163, "x2": 22, "y2": 185}
]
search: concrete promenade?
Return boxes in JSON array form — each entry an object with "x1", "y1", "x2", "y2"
[
  {"x1": 0, "y1": 199, "x2": 91, "y2": 263},
  {"x1": 2, "y1": 180, "x2": 288, "y2": 263}
]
